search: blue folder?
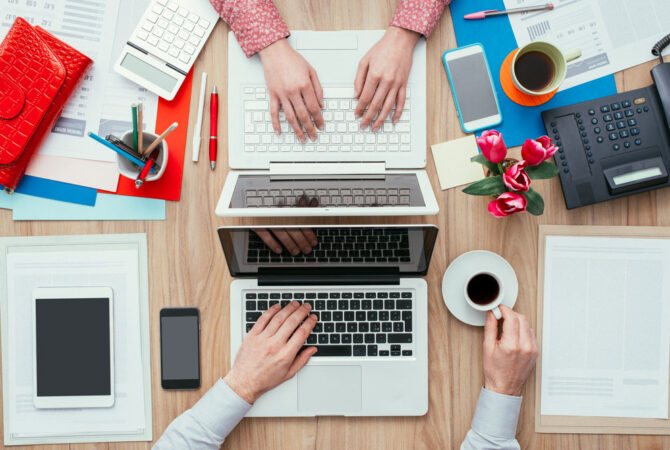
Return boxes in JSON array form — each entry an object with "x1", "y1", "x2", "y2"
[
  {"x1": 450, "y1": 0, "x2": 617, "y2": 146},
  {"x1": 4, "y1": 175, "x2": 97, "y2": 206}
]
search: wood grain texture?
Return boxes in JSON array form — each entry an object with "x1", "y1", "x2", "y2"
[{"x1": 0, "y1": 1, "x2": 667, "y2": 449}]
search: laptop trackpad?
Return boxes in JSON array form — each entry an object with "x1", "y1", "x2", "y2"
[{"x1": 297, "y1": 366, "x2": 362, "y2": 413}]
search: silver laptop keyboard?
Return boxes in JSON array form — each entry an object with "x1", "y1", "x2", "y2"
[
  {"x1": 242, "y1": 86, "x2": 411, "y2": 153},
  {"x1": 244, "y1": 290, "x2": 415, "y2": 357},
  {"x1": 247, "y1": 227, "x2": 411, "y2": 264},
  {"x1": 246, "y1": 187, "x2": 412, "y2": 207}
]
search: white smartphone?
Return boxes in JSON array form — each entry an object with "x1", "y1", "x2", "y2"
[
  {"x1": 32, "y1": 286, "x2": 115, "y2": 409},
  {"x1": 443, "y1": 44, "x2": 502, "y2": 133}
]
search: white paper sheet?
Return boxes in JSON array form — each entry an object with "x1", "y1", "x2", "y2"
[
  {"x1": 504, "y1": 0, "x2": 670, "y2": 90},
  {"x1": 0, "y1": 0, "x2": 158, "y2": 162},
  {"x1": 26, "y1": 155, "x2": 120, "y2": 192},
  {"x1": 0, "y1": 235, "x2": 152, "y2": 444},
  {"x1": 541, "y1": 235, "x2": 670, "y2": 419}
]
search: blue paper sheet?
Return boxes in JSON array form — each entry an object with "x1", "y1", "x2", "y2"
[
  {"x1": 11, "y1": 193, "x2": 165, "y2": 221},
  {"x1": 8, "y1": 175, "x2": 97, "y2": 206},
  {"x1": 450, "y1": 0, "x2": 617, "y2": 146}
]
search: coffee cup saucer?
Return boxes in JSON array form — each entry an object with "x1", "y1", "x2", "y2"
[{"x1": 442, "y1": 250, "x2": 518, "y2": 327}]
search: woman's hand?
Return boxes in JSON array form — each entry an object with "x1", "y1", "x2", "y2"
[
  {"x1": 354, "y1": 26, "x2": 420, "y2": 132},
  {"x1": 259, "y1": 39, "x2": 324, "y2": 143},
  {"x1": 224, "y1": 302, "x2": 318, "y2": 403}
]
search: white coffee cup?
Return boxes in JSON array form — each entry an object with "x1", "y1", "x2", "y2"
[{"x1": 464, "y1": 271, "x2": 504, "y2": 319}]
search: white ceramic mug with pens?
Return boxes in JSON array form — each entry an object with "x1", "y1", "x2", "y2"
[
  {"x1": 117, "y1": 130, "x2": 168, "y2": 183},
  {"x1": 464, "y1": 271, "x2": 504, "y2": 319}
]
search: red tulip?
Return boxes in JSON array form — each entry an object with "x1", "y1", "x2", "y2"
[
  {"x1": 521, "y1": 135, "x2": 557, "y2": 166},
  {"x1": 476, "y1": 130, "x2": 507, "y2": 164},
  {"x1": 488, "y1": 192, "x2": 527, "y2": 218},
  {"x1": 502, "y1": 161, "x2": 530, "y2": 192}
]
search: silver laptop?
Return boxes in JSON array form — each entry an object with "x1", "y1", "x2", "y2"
[
  {"x1": 216, "y1": 30, "x2": 438, "y2": 217},
  {"x1": 218, "y1": 225, "x2": 438, "y2": 416}
]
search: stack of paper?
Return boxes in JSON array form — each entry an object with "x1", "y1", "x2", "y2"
[
  {"x1": 0, "y1": 0, "x2": 183, "y2": 220},
  {"x1": 0, "y1": 234, "x2": 152, "y2": 445}
]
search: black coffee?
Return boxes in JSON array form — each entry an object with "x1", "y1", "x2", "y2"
[
  {"x1": 467, "y1": 273, "x2": 500, "y2": 305},
  {"x1": 514, "y1": 50, "x2": 555, "y2": 92}
]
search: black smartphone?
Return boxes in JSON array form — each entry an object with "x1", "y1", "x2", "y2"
[{"x1": 159, "y1": 307, "x2": 200, "y2": 390}]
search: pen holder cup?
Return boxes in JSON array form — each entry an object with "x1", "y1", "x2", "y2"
[{"x1": 117, "y1": 130, "x2": 168, "y2": 183}]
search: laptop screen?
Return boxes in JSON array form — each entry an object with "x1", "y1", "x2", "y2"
[{"x1": 218, "y1": 225, "x2": 438, "y2": 277}]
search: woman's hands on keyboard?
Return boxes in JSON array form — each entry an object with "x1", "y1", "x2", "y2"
[
  {"x1": 259, "y1": 38, "x2": 324, "y2": 143},
  {"x1": 224, "y1": 302, "x2": 318, "y2": 403},
  {"x1": 354, "y1": 26, "x2": 420, "y2": 132}
]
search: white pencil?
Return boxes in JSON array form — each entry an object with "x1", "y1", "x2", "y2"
[
  {"x1": 146, "y1": 122, "x2": 178, "y2": 155},
  {"x1": 192, "y1": 71, "x2": 208, "y2": 162}
]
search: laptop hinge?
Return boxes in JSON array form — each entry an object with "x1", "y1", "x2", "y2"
[
  {"x1": 269, "y1": 162, "x2": 386, "y2": 176},
  {"x1": 257, "y1": 267, "x2": 400, "y2": 286}
]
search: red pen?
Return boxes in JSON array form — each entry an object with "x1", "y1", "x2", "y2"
[
  {"x1": 135, "y1": 147, "x2": 161, "y2": 188},
  {"x1": 209, "y1": 85, "x2": 218, "y2": 170}
]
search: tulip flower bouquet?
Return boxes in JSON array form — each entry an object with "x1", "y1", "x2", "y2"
[{"x1": 463, "y1": 130, "x2": 559, "y2": 217}]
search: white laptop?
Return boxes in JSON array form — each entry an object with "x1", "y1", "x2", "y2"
[
  {"x1": 216, "y1": 30, "x2": 438, "y2": 217},
  {"x1": 218, "y1": 224, "x2": 438, "y2": 416}
]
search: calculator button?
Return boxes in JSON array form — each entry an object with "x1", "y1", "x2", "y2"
[
  {"x1": 146, "y1": 13, "x2": 159, "y2": 23},
  {"x1": 147, "y1": 34, "x2": 159, "y2": 46},
  {"x1": 628, "y1": 118, "x2": 637, "y2": 126},
  {"x1": 184, "y1": 44, "x2": 196, "y2": 55},
  {"x1": 178, "y1": 30, "x2": 189, "y2": 40},
  {"x1": 606, "y1": 123, "x2": 615, "y2": 131},
  {"x1": 603, "y1": 114, "x2": 613, "y2": 122},
  {"x1": 173, "y1": 38, "x2": 185, "y2": 49},
  {"x1": 179, "y1": 53, "x2": 191, "y2": 64},
  {"x1": 635, "y1": 138, "x2": 642, "y2": 145},
  {"x1": 594, "y1": 127, "x2": 601, "y2": 134},
  {"x1": 193, "y1": 26, "x2": 206, "y2": 38},
  {"x1": 609, "y1": 133, "x2": 618, "y2": 140},
  {"x1": 619, "y1": 130, "x2": 629, "y2": 138},
  {"x1": 168, "y1": 47, "x2": 180, "y2": 58},
  {"x1": 177, "y1": 7, "x2": 188, "y2": 17},
  {"x1": 184, "y1": 20, "x2": 195, "y2": 32},
  {"x1": 167, "y1": 1, "x2": 178, "y2": 12},
  {"x1": 188, "y1": 35, "x2": 200, "y2": 46},
  {"x1": 167, "y1": 23, "x2": 179, "y2": 34},
  {"x1": 611, "y1": 103, "x2": 620, "y2": 110},
  {"x1": 157, "y1": 0, "x2": 167, "y2": 5},
  {"x1": 157, "y1": 18, "x2": 169, "y2": 29},
  {"x1": 199, "y1": 18, "x2": 211, "y2": 28},
  {"x1": 188, "y1": 13, "x2": 200, "y2": 23},
  {"x1": 141, "y1": 21, "x2": 154, "y2": 31},
  {"x1": 631, "y1": 128, "x2": 640, "y2": 135},
  {"x1": 588, "y1": 109, "x2": 596, "y2": 115},
  {"x1": 152, "y1": 27, "x2": 164, "y2": 38},
  {"x1": 173, "y1": 15, "x2": 184, "y2": 26},
  {"x1": 622, "y1": 100, "x2": 631, "y2": 108},
  {"x1": 158, "y1": 40, "x2": 169, "y2": 52},
  {"x1": 624, "y1": 109, "x2": 634, "y2": 117},
  {"x1": 162, "y1": 10, "x2": 174, "y2": 21},
  {"x1": 137, "y1": 29, "x2": 149, "y2": 40},
  {"x1": 600, "y1": 105, "x2": 610, "y2": 113}
]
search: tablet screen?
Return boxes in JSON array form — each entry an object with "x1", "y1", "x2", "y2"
[{"x1": 35, "y1": 297, "x2": 111, "y2": 397}]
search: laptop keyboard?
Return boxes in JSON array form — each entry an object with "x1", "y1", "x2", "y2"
[
  {"x1": 247, "y1": 227, "x2": 411, "y2": 264},
  {"x1": 246, "y1": 187, "x2": 412, "y2": 207},
  {"x1": 242, "y1": 86, "x2": 411, "y2": 153},
  {"x1": 244, "y1": 290, "x2": 415, "y2": 357}
]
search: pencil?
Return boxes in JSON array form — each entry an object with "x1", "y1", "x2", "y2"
[
  {"x1": 144, "y1": 122, "x2": 178, "y2": 155},
  {"x1": 131, "y1": 103, "x2": 138, "y2": 151},
  {"x1": 137, "y1": 103, "x2": 144, "y2": 155}
]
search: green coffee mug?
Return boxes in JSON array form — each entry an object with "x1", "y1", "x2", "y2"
[{"x1": 511, "y1": 41, "x2": 581, "y2": 96}]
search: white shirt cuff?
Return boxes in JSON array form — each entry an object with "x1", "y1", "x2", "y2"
[
  {"x1": 470, "y1": 387, "x2": 522, "y2": 440},
  {"x1": 189, "y1": 378, "x2": 252, "y2": 439}
]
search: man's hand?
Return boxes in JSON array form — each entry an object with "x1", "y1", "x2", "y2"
[
  {"x1": 482, "y1": 305, "x2": 538, "y2": 397},
  {"x1": 253, "y1": 228, "x2": 318, "y2": 256},
  {"x1": 224, "y1": 302, "x2": 318, "y2": 403},
  {"x1": 259, "y1": 39, "x2": 324, "y2": 143},
  {"x1": 354, "y1": 26, "x2": 420, "y2": 132}
]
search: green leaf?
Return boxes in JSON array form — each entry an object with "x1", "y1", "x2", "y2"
[
  {"x1": 462, "y1": 176, "x2": 506, "y2": 196},
  {"x1": 523, "y1": 188, "x2": 545, "y2": 215},
  {"x1": 526, "y1": 161, "x2": 559, "y2": 180},
  {"x1": 470, "y1": 154, "x2": 500, "y2": 175}
]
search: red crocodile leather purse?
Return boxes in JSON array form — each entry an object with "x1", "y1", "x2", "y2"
[{"x1": 0, "y1": 17, "x2": 92, "y2": 192}]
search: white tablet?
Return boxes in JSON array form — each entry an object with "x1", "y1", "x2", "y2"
[{"x1": 32, "y1": 287, "x2": 115, "y2": 409}]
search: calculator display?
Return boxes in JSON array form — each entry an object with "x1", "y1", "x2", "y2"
[
  {"x1": 120, "y1": 53, "x2": 178, "y2": 92},
  {"x1": 612, "y1": 167, "x2": 663, "y2": 185}
]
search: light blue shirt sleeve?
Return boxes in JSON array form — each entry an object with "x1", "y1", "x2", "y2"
[
  {"x1": 461, "y1": 388, "x2": 523, "y2": 450},
  {"x1": 153, "y1": 379, "x2": 251, "y2": 450}
]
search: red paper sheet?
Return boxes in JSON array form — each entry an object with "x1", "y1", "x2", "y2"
[{"x1": 103, "y1": 71, "x2": 193, "y2": 201}]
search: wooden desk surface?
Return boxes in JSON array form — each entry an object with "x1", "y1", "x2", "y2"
[{"x1": 2, "y1": 1, "x2": 668, "y2": 448}]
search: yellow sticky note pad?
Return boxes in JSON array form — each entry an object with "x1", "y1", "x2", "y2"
[{"x1": 430, "y1": 135, "x2": 484, "y2": 191}]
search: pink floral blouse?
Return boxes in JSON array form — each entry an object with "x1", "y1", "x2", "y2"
[{"x1": 208, "y1": 0, "x2": 452, "y2": 57}]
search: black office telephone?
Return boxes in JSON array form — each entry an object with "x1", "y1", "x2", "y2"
[{"x1": 541, "y1": 40, "x2": 670, "y2": 209}]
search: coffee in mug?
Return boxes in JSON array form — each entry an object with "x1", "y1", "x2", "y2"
[
  {"x1": 464, "y1": 271, "x2": 504, "y2": 319},
  {"x1": 513, "y1": 50, "x2": 556, "y2": 92}
]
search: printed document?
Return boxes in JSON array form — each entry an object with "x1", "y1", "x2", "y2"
[
  {"x1": 541, "y1": 236, "x2": 670, "y2": 419},
  {"x1": 0, "y1": 0, "x2": 158, "y2": 162},
  {"x1": 504, "y1": 0, "x2": 670, "y2": 90}
]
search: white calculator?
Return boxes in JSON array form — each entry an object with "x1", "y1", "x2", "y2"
[{"x1": 114, "y1": 0, "x2": 219, "y2": 100}]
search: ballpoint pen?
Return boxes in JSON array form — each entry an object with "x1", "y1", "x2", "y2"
[
  {"x1": 88, "y1": 131, "x2": 149, "y2": 168},
  {"x1": 135, "y1": 147, "x2": 161, "y2": 188},
  {"x1": 464, "y1": 3, "x2": 553, "y2": 19},
  {"x1": 210, "y1": 85, "x2": 218, "y2": 170},
  {"x1": 192, "y1": 72, "x2": 207, "y2": 162}
]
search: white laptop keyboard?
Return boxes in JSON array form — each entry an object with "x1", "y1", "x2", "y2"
[
  {"x1": 132, "y1": 0, "x2": 215, "y2": 70},
  {"x1": 242, "y1": 86, "x2": 411, "y2": 153}
]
